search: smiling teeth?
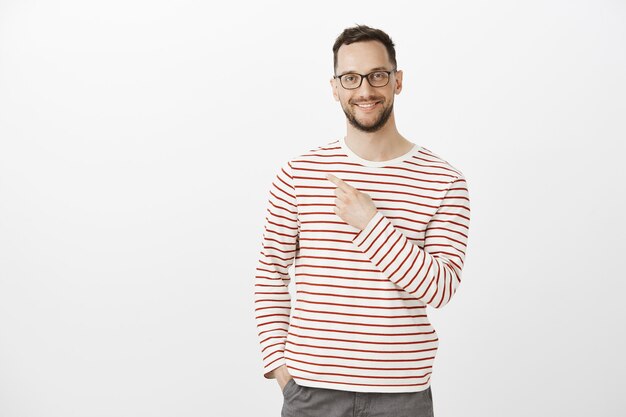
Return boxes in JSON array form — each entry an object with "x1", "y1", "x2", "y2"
[{"x1": 357, "y1": 102, "x2": 377, "y2": 108}]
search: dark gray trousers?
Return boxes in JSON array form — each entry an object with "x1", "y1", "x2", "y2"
[{"x1": 281, "y1": 379, "x2": 434, "y2": 417}]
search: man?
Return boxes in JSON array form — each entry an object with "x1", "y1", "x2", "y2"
[{"x1": 254, "y1": 24, "x2": 470, "y2": 417}]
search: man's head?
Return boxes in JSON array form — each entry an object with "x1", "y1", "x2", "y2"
[{"x1": 331, "y1": 25, "x2": 402, "y2": 133}]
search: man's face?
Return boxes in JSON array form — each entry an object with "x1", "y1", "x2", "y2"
[{"x1": 331, "y1": 40, "x2": 403, "y2": 133}]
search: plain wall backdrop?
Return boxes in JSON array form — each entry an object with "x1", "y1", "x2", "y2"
[{"x1": 1, "y1": 0, "x2": 625, "y2": 416}]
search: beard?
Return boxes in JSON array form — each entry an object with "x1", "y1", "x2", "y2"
[{"x1": 341, "y1": 98, "x2": 394, "y2": 133}]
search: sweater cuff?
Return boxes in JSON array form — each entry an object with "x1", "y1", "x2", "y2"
[
  {"x1": 352, "y1": 210, "x2": 385, "y2": 248},
  {"x1": 263, "y1": 355, "x2": 286, "y2": 379}
]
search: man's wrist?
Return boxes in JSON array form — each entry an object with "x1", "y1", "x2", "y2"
[{"x1": 273, "y1": 365, "x2": 290, "y2": 384}]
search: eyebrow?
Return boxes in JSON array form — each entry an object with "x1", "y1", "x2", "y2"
[{"x1": 336, "y1": 66, "x2": 390, "y2": 77}]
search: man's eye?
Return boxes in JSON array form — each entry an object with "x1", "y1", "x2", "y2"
[{"x1": 344, "y1": 75, "x2": 356, "y2": 82}]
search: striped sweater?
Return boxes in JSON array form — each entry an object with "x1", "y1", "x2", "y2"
[{"x1": 254, "y1": 135, "x2": 471, "y2": 393}]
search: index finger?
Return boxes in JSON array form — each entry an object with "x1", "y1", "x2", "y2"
[{"x1": 325, "y1": 173, "x2": 353, "y2": 192}]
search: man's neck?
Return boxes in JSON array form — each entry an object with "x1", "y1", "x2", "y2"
[{"x1": 344, "y1": 116, "x2": 413, "y2": 162}]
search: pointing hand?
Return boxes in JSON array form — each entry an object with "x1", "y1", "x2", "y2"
[{"x1": 326, "y1": 173, "x2": 377, "y2": 230}]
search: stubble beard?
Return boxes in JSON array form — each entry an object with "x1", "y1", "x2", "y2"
[{"x1": 342, "y1": 100, "x2": 394, "y2": 133}]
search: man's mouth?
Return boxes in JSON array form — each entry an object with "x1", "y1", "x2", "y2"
[{"x1": 353, "y1": 101, "x2": 381, "y2": 110}]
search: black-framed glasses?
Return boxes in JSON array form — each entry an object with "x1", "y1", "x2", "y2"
[{"x1": 333, "y1": 69, "x2": 396, "y2": 90}]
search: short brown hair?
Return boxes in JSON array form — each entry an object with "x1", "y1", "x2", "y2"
[{"x1": 332, "y1": 24, "x2": 397, "y2": 74}]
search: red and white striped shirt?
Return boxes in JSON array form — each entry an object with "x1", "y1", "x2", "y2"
[{"x1": 254, "y1": 136, "x2": 471, "y2": 393}]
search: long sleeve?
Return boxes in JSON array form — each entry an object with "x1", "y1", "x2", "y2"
[
  {"x1": 351, "y1": 175, "x2": 470, "y2": 309},
  {"x1": 254, "y1": 161, "x2": 299, "y2": 379}
]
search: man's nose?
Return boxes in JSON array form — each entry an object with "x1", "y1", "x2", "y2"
[{"x1": 356, "y1": 77, "x2": 376, "y2": 95}]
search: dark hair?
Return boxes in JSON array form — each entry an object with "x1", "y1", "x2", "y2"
[{"x1": 332, "y1": 24, "x2": 397, "y2": 74}]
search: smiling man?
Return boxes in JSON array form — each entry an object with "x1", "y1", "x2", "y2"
[{"x1": 254, "y1": 24, "x2": 471, "y2": 417}]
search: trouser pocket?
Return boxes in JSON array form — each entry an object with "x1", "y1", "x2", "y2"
[{"x1": 281, "y1": 378, "x2": 298, "y2": 398}]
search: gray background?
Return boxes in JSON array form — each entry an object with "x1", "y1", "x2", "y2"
[{"x1": 1, "y1": 0, "x2": 624, "y2": 416}]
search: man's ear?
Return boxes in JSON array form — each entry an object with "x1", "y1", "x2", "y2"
[
  {"x1": 394, "y1": 69, "x2": 403, "y2": 95},
  {"x1": 330, "y1": 78, "x2": 340, "y2": 101}
]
